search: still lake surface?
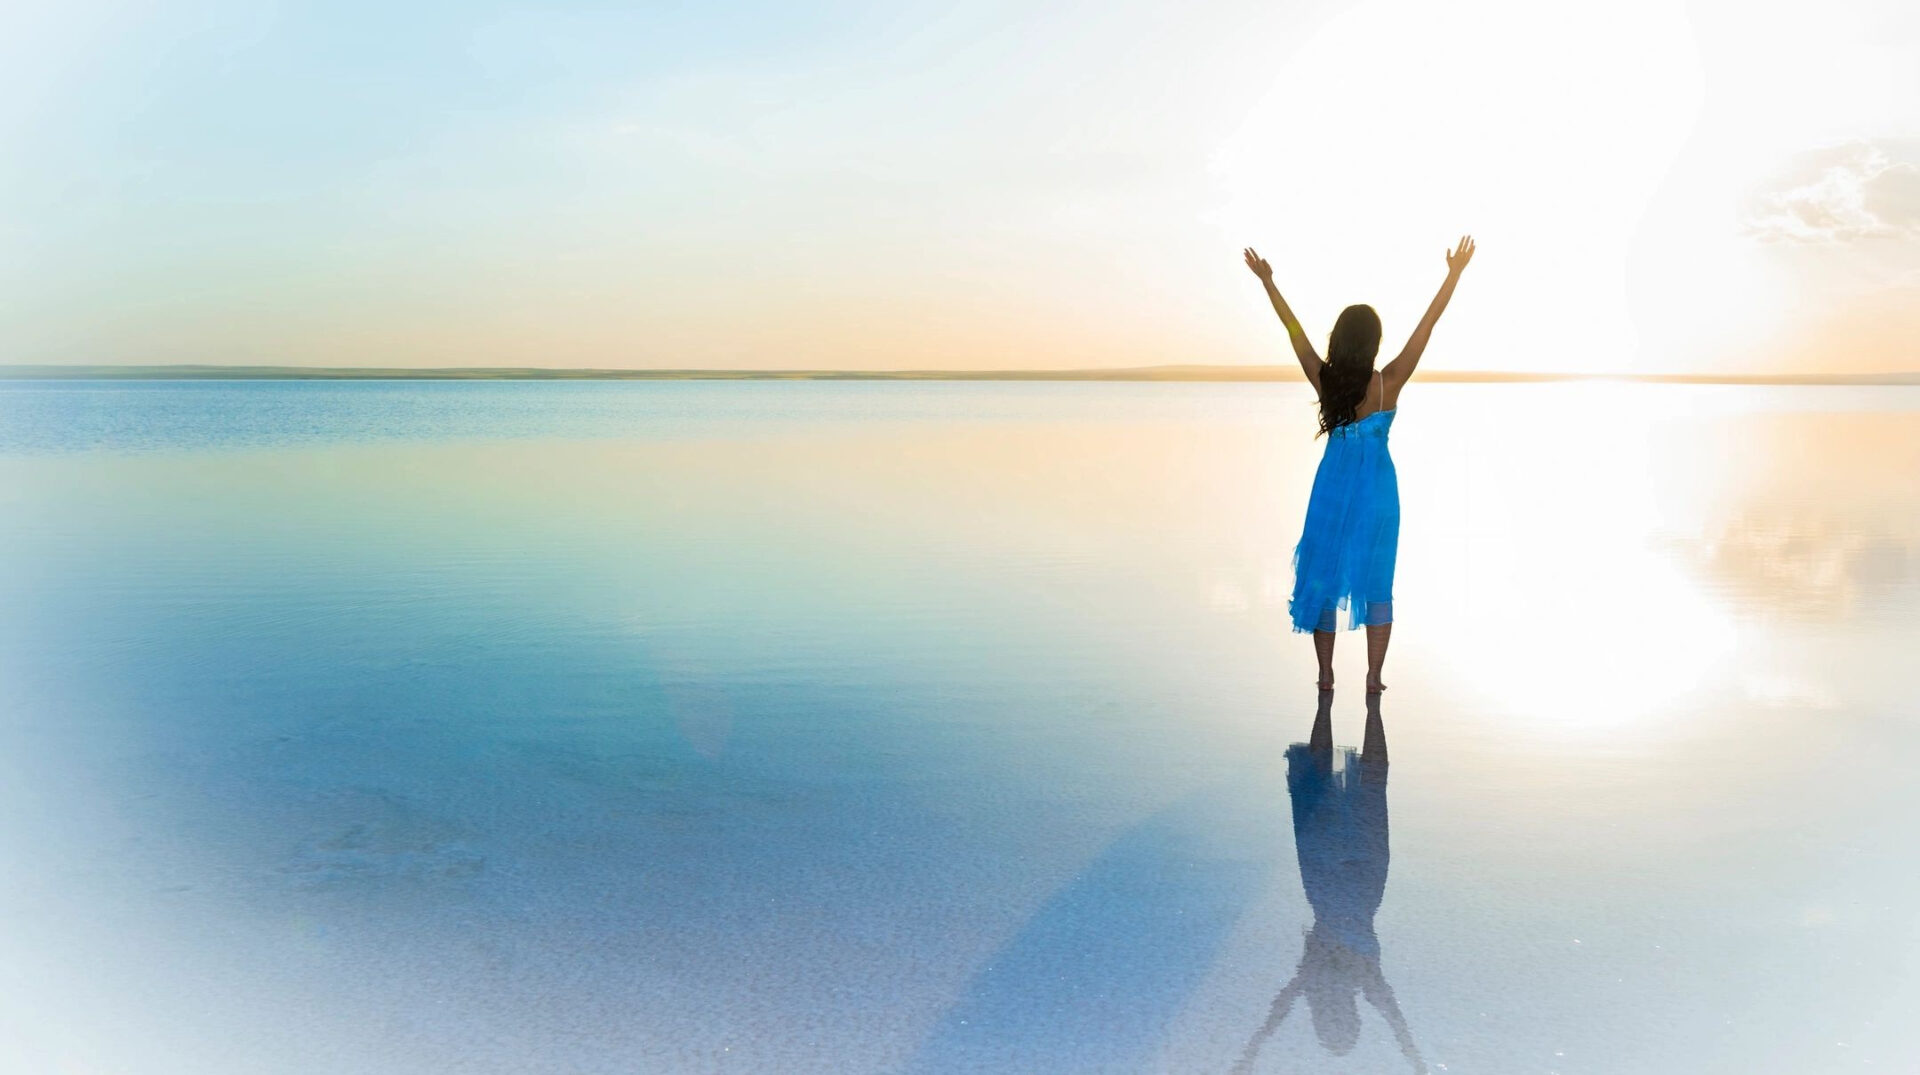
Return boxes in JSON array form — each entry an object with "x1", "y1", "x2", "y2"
[{"x1": 1, "y1": 380, "x2": 1915, "y2": 1073}]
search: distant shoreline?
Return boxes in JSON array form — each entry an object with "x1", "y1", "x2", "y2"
[{"x1": 3, "y1": 364, "x2": 1918, "y2": 386}]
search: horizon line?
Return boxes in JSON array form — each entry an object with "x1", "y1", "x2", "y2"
[{"x1": 3, "y1": 364, "x2": 1918, "y2": 386}]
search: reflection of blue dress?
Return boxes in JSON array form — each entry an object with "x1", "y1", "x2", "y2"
[
  {"x1": 1290, "y1": 409, "x2": 1399, "y2": 632},
  {"x1": 1286, "y1": 744, "x2": 1390, "y2": 960}
]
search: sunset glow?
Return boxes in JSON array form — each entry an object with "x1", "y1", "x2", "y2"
[{"x1": 3, "y1": 0, "x2": 1916, "y2": 373}]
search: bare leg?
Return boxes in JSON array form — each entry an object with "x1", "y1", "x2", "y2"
[
  {"x1": 1365, "y1": 622, "x2": 1391, "y2": 693},
  {"x1": 1311, "y1": 688, "x2": 1334, "y2": 753},
  {"x1": 1313, "y1": 630, "x2": 1335, "y2": 689},
  {"x1": 1362, "y1": 692, "x2": 1387, "y2": 764}
]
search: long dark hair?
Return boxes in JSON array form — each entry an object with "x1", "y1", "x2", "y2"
[{"x1": 1315, "y1": 304, "x2": 1383, "y2": 437}]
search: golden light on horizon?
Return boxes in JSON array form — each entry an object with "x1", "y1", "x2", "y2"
[
  {"x1": 1208, "y1": 0, "x2": 1920, "y2": 377},
  {"x1": 1, "y1": 0, "x2": 1915, "y2": 373}
]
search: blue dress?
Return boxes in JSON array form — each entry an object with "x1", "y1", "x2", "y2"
[
  {"x1": 1289, "y1": 405, "x2": 1399, "y2": 633},
  {"x1": 1287, "y1": 742, "x2": 1389, "y2": 959}
]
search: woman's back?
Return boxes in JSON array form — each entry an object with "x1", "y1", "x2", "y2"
[{"x1": 1291, "y1": 372, "x2": 1399, "y2": 633}]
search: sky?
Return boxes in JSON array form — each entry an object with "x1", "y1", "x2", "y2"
[{"x1": 2, "y1": 0, "x2": 1917, "y2": 373}]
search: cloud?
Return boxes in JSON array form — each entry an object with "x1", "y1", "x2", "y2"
[
  {"x1": 1742, "y1": 138, "x2": 1920, "y2": 243},
  {"x1": 1664, "y1": 516, "x2": 1917, "y2": 621}
]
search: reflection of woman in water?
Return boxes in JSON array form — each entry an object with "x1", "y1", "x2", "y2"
[
  {"x1": 1235, "y1": 692, "x2": 1426, "y2": 1073},
  {"x1": 1245, "y1": 237, "x2": 1474, "y2": 693}
]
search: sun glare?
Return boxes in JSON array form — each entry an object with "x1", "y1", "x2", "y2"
[
  {"x1": 1208, "y1": 0, "x2": 1707, "y2": 374},
  {"x1": 1404, "y1": 384, "x2": 1739, "y2": 733}
]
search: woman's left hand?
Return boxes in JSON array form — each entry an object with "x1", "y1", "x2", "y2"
[{"x1": 1243, "y1": 247, "x2": 1274, "y2": 282}]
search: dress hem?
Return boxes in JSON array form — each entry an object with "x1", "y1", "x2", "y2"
[{"x1": 1287, "y1": 596, "x2": 1395, "y2": 634}]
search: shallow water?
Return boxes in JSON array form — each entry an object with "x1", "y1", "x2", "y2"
[{"x1": 1, "y1": 380, "x2": 1915, "y2": 1073}]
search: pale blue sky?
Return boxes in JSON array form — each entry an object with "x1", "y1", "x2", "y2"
[{"x1": 4, "y1": 0, "x2": 1917, "y2": 371}]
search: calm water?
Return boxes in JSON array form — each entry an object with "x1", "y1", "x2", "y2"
[{"x1": 1, "y1": 380, "x2": 1915, "y2": 1073}]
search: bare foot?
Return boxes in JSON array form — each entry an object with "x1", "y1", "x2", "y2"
[
  {"x1": 1365, "y1": 676, "x2": 1387, "y2": 694},
  {"x1": 1316, "y1": 674, "x2": 1335, "y2": 690}
]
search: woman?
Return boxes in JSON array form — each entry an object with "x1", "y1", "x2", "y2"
[
  {"x1": 1234, "y1": 692, "x2": 1425, "y2": 1073},
  {"x1": 1244, "y1": 236, "x2": 1474, "y2": 693}
]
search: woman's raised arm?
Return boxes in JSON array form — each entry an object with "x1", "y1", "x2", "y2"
[
  {"x1": 1382, "y1": 235, "x2": 1474, "y2": 396},
  {"x1": 1244, "y1": 247, "x2": 1324, "y2": 395},
  {"x1": 1232, "y1": 971, "x2": 1307, "y2": 1075},
  {"x1": 1363, "y1": 963, "x2": 1429, "y2": 1072}
]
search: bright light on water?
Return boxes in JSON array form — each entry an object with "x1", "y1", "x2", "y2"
[{"x1": 1, "y1": 380, "x2": 1915, "y2": 1072}]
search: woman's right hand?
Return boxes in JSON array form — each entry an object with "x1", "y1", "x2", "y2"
[{"x1": 1445, "y1": 235, "x2": 1475, "y2": 277}]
